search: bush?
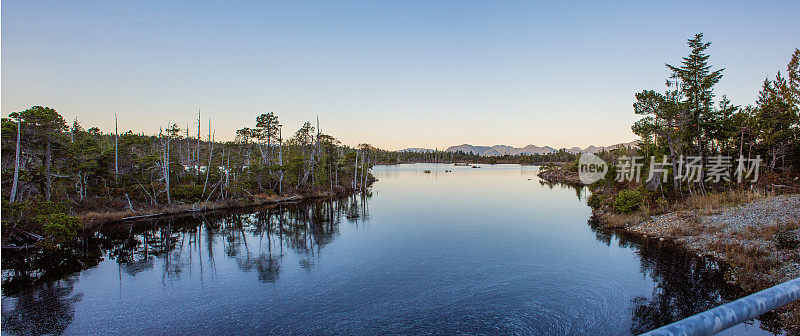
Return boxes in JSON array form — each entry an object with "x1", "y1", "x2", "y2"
[
  {"x1": 588, "y1": 179, "x2": 606, "y2": 192},
  {"x1": 652, "y1": 198, "x2": 669, "y2": 214},
  {"x1": 613, "y1": 189, "x2": 642, "y2": 214},
  {"x1": 568, "y1": 157, "x2": 580, "y2": 172},
  {"x1": 40, "y1": 213, "x2": 82, "y2": 247},
  {"x1": 170, "y1": 184, "x2": 205, "y2": 202},
  {"x1": 587, "y1": 192, "x2": 606, "y2": 209},
  {"x1": 3, "y1": 201, "x2": 83, "y2": 249}
]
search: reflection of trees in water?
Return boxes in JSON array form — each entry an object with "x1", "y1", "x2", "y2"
[
  {"x1": 587, "y1": 221, "x2": 753, "y2": 334},
  {"x1": 89, "y1": 194, "x2": 371, "y2": 284},
  {"x1": 626, "y1": 239, "x2": 730, "y2": 334},
  {"x1": 1, "y1": 191, "x2": 371, "y2": 289},
  {"x1": 0, "y1": 193, "x2": 372, "y2": 333},
  {"x1": 104, "y1": 219, "x2": 182, "y2": 279},
  {"x1": 1, "y1": 277, "x2": 82, "y2": 336},
  {"x1": 97, "y1": 194, "x2": 371, "y2": 284},
  {"x1": 222, "y1": 195, "x2": 367, "y2": 278},
  {"x1": 537, "y1": 181, "x2": 585, "y2": 200},
  {"x1": 2, "y1": 233, "x2": 103, "y2": 297}
]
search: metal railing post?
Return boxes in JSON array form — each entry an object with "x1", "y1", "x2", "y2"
[{"x1": 641, "y1": 277, "x2": 800, "y2": 336}]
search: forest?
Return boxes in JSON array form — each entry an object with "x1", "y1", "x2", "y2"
[
  {"x1": 1, "y1": 111, "x2": 377, "y2": 250},
  {"x1": 584, "y1": 35, "x2": 799, "y2": 212}
]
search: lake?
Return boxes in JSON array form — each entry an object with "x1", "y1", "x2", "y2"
[{"x1": 1, "y1": 164, "x2": 774, "y2": 335}]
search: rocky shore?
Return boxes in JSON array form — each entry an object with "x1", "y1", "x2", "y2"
[
  {"x1": 594, "y1": 193, "x2": 800, "y2": 331},
  {"x1": 536, "y1": 164, "x2": 582, "y2": 186},
  {"x1": 619, "y1": 194, "x2": 800, "y2": 289}
]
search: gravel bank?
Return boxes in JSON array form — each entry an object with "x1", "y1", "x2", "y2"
[{"x1": 624, "y1": 194, "x2": 800, "y2": 290}]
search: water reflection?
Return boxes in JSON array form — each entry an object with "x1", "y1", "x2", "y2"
[
  {"x1": 1, "y1": 278, "x2": 82, "y2": 336},
  {"x1": 588, "y1": 221, "x2": 774, "y2": 334},
  {"x1": 1, "y1": 230, "x2": 104, "y2": 296},
  {"x1": 538, "y1": 180, "x2": 586, "y2": 200},
  {"x1": 2, "y1": 194, "x2": 372, "y2": 336},
  {"x1": 97, "y1": 194, "x2": 371, "y2": 285},
  {"x1": 0, "y1": 165, "x2": 777, "y2": 335}
]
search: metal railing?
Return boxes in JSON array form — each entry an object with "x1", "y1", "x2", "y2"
[{"x1": 641, "y1": 277, "x2": 800, "y2": 335}]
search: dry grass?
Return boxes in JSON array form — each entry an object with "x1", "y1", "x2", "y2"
[
  {"x1": 679, "y1": 189, "x2": 769, "y2": 214},
  {"x1": 707, "y1": 240, "x2": 779, "y2": 281},
  {"x1": 80, "y1": 211, "x2": 138, "y2": 229},
  {"x1": 596, "y1": 211, "x2": 649, "y2": 228},
  {"x1": 733, "y1": 221, "x2": 799, "y2": 242}
]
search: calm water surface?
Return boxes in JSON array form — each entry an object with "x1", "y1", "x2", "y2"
[{"x1": 1, "y1": 164, "x2": 775, "y2": 335}]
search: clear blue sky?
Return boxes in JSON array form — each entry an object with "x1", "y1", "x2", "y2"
[{"x1": 3, "y1": 1, "x2": 799, "y2": 150}]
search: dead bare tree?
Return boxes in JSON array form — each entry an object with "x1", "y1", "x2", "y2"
[
  {"x1": 197, "y1": 109, "x2": 201, "y2": 177},
  {"x1": 10, "y1": 116, "x2": 21, "y2": 202},
  {"x1": 203, "y1": 127, "x2": 214, "y2": 196},
  {"x1": 115, "y1": 113, "x2": 119, "y2": 178}
]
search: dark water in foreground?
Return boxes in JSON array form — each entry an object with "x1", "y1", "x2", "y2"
[{"x1": 1, "y1": 164, "x2": 776, "y2": 335}]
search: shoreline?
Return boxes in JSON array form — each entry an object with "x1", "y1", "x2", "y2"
[
  {"x1": 595, "y1": 194, "x2": 800, "y2": 287},
  {"x1": 77, "y1": 184, "x2": 375, "y2": 231},
  {"x1": 537, "y1": 163, "x2": 800, "y2": 330},
  {"x1": 535, "y1": 163, "x2": 583, "y2": 187},
  {"x1": 592, "y1": 193, "x2": 800, "y2": 331}
]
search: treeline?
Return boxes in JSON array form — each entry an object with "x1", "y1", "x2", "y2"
[
  {"x1": 588, "y1": 34, "x2": 799, "y2": 214},
  {"x1": 375, "y1": 149, "x2": 577, "y2": 165},
  {"x1": 1, "y1": 109, "x2": 377, "y2": 248},
  {"x1": 631, "y1": 35, "x2": 800, "y2": 195}
]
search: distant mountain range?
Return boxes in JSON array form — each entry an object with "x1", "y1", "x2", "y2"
[
  {"x1": 398, "y1": 141, "x2": 639, "y2": 156},
  {"x1": 397, "y1": 148, "x2": 437, "y2": 153}
]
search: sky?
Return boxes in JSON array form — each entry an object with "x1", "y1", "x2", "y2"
[{"x1": 2, "y1": 1, "x2": 799, "y2": 150}]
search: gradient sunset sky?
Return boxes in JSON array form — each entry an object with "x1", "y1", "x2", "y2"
[{"x1": 3, "y1": 1, "x2": 799, "y2": 150}]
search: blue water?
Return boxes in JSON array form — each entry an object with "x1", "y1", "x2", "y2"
[{"x1": 1, "y1": 164, "x2": 773, "y2": 335}]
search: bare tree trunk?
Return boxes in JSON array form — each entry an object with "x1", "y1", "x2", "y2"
[
  {"x1": 115, "y1": 113, "x2": 119, "y2": 178},
  {"x1": 738, "y1": 128, "x2": 744, "y2": 158},
  {"x1": 203, "y1": 130, "x2": 214, "y2": 195},
  {"x1": 353, "y1": 149, "x2": 359, "y2": 189},
  {"x1": 125, "y1": 194, "x2": 134, "y2": 211},
  {"x1": 197, "y1": 109, "x2": 201, "y2": 177},
  {"x1": 221, "y1": 144, "x2": 228, "y2": 199},
  {"x1": 166, "y1": 137, "x2": 171, "y2": 204},
  {"x1": 278, "y1": 128, "x2": 283, "y2": 194},
  {"x1": 362, "y1": 151, "x2": 368, "y2": 190},
  {"x1": 161, "y1": 128, "x2": 172, "y2": 205},
  {"x1": 10, "y1": 117, "x2": 21, "y2": 202},
  {"x1": 335, "y1": 147, "x2": 340, "y2": 186},
  {"x1": 46, "y1": 141, "x2": 52, "y2": 201},
  {"x1": 185, "y1": 123, "x2": 191, "y2": 172},
  {"x1": 696, "y1": 106, "x2": 706, "y2": 194}
]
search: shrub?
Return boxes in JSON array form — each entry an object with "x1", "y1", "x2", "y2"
[
  {"x1": 39, "y1": 213, "x2": 82, "y2": 247},
  {"x1": 568, "y1": 157, "x2": 580, "y2": 172},
  {"x1": 170, "y1": 184, "x2": 205, "y2": 202},
  {"x1": 587, "y1": 192, "x2": 606, "y2": 209},
  {"x1": 652, "y1": 198, "x2": 669, "y2": 214},
  {"x1": 588, "y1": 179, "x2": 606, "y2": 192},
  {"x1": 5, "y1": 201, "x2": 84, "y2": 249},
  {"x1": 613, "y1": 189, "x2": 642, "y2": 214}
]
